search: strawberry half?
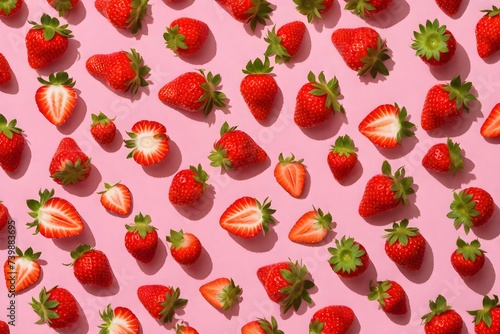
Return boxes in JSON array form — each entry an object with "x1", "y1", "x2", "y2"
[
  {"x1": 98, "y1": 304, "x2": 140, "y2": 334},
  {"x1": 241, "y1": 316, "x2": 283, "y2": 334},
  {"x1": 95, "y1": 0, "x2": 148, "y2": 34},
  {"x1": 422, "y1": 295, "x2": 463, "y2": 334},
  {"x1": 0, "y1": 0, "x2": 22, "y2": 17},
  {"x1": 166, "y1": 229, "x2": 202, "y2": 266},
  {"x1": 345, "y1": 0, "x2": 392, "y2": 18},
  {"x1": 327, "y1": 135, "x2": 357, "y2": 182},
  {"x1": 3, "y1": 247, "x2": 42, "y2": 293},
  {"x1": 199, "y1": 277, "x2": 242, "y2": 311},
  {"x1": 294, "y1": 0, "x2": 333, "y2": 22},
  {"x1": 90, "y1": 112, "x2": 116, "y2": 145},
  {"x1": 264, "y1": 21, "x2": 306, "y2": 63},
  {"x1": 328, "y1": 236, "x2": 370, "y2": 278},
  {"x1": 309, "y1": 305, "x2": 355, "y2": 334},
  {"x1": 368, "y1": 280, "x2": 408, "y2": 315},
  {"x1": 124, "y1": 120, "x2": 169, "y2": 166},
  {"x1": 480, "y1": 103, "x2": 500, "y2": 138},
  {"x1": 468, "y1": 295, "x2": 500, "y2": 334},
  {"x1": 451, "y1": 237, "x2": 485, "y2": 278},
  {"x1": 29, "y1": 286, "x2": 79, "y2": 329},
  {"x1": 168, "y1": 164, "x2": 209, "y2": 206},
  {"x1": 98, "y1": 182, "x2": 132, "y2": 215},
  {"x1": 215, "y1": 0, "x2": 273, "y2": 31},
  {"x1": 273, "y1": 153, "x2": 306, "y2": 198},
  {"x1": 383, "y1": 219, "x2": 427, "y2": 271},
  {"x1": 447, "y1": 187, "x2": 494, "y2": 234},
  {"x1": 65, "y1": 244, "x2": 113, "y2": 287},
  {"x1": 137, "y1": 285, "x2": 187, "y2": 323},
  {"x1": 163, "y1": 17, "x2": 209, "y2": 56},
  {"x1": 288, "y1": 207, "x2": 333, "y2": 244},
  {"x1": 476, "y1": 6, "x2": 500, "y2": 59},
  {"x1": 0, "y1": 114, "x2": 25, "y2": 173},
  {"x1": 422, "y1": 138, "x2": 464, "y2": 175},
  {"x1": 0, "y1": 53, "x2": 12, "y2": 84},
  {"x1": 49, "y1": 137, "x2": 91, "y2": 185},
  {"x1": 125, "y1": 213, "x2": 158, "y2": 263}
]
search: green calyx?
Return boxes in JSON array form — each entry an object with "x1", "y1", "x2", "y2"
[
  {"x1": 126, "y1": 0, "x2": 148, "y2": 34},
  {"x1": 0, "y1": 0, "x2": 19, "y2": 15},
  {"x1": 50, "y1": 157, "x2": 91, "y2": 185},
  {"x1": 441, "y1": 75, "x2": 477, "y2": 112},
  {"x1": 383, "y1": 219, "x2": 419, "y2": 246},
  {"x1": 394, "y1": 104, "x2": 416, "y2": 143},
  {"x1": 189, "y1": 164, "x2": 209, "y2": 190},
  {"x1": 217, "y1": 279, "x2": 242, "y2": 310},
  {"x1": 411, "y1": 19, "x2": 450, "y2": 61},
  {"x1": 309, "y1": 319, "x2": 326, "y2": 334},
  {"x1": 208, "y1": 122, "x2": 238, "y2": 171},
  {"x1": 345, "y1": 0, "x2": 376, "y2": 18},
  {"x1": 307, "y1": 71, "x2": 345, "y2": 113},
  {"x1": 278, "y1": 153, "x2": 304, "y2": 166},
  {"x1": 421, "y1": 295, "x2": 453, "y2": 324},
  {"x1": 381, "y1": 160, "x2": 415, "y2": 206},
  {"x1": 197, "y1": 69, "x2": 227, "y2": 117},
  {"x1": 278, "y1": 259, "x2": 315, "y2": 313},
  {"x1": 98, "y1": 304, "x2": 116, "y2": 334},
  {"x1": 91, "y1": 112, "x2": 114, "y2": 127},
  {"x1": 0, "y1": 114, "x2": 23, "y2": 140},
  {"x1": 256, "y1": 197, "x2": 276, "y2": 234},
  {"x1": 359, "y1": 36, "x2": 390, "y2": 78},
  {"x1": 29, "y1": 286, "x2": 61, "y2": 325},
  {"x1": 467, "y1": 295, "x2": 499, "y2": 328},
  {"x1": 97, "y1": 182, "x2": 120, "y2": 194},
  {"x1": 245, "y1": 0, "x2": 273, "y2": 31},
  {"x1": 455, "y1": 237, "x2": 484, "y2": 262},
  {"x1": 163, "y1": 24, "x2": 187, "y2": 54},
  {"x1": 481, "y1": 5, "x2": 500, "y2": 17},
  {"x1": 331, "y1": 134, "x2": 356, "y2": 156},
  {"x1": 293, "y1": 0, "x2": 328, "y2": 23},
  {"x1": 51, "y1": 0, "x2": 75, "y2": 17},
  {"x1": 264, "y1": 25, "x2": 291, "y2": 63},
  {"x1": 328, "y1": 236, "x2": 366, "y2": 275},
  {"x1": 447, "y1": 189, "x2": 480, "y2": 234},
  {"x1": 368, "y1": 280, "x2": 393, "y2": 307},
  {"x1": 65, "y1": 244, "x2": 93, "y2": 266},
  {"x1": 158, "y1": 287, "x2": 188, "y2": 323},
  {"x1": 312, "y1": 206, "x2": 333, "y2": 231},
  {"x1": 37, "y1": 71, "x2": 75, "y2": 87},
  {"x1": 124, "y1": 48, "x2": 150, "y2": 96},
  {"x1": 125, "y1": 213, "x2": 156, "y2": 239},
  {"x1": 242, "y1": 57, "x2": 274, "y2": 75},
  {"x1": 28, "y1": 13, "x2": 73, "y2": 40},
  {"x1": 26, "y1": 189, "x2": 56, "y2": 235},
  {"x1": 258, "y1": 316, "x2": 284, "y2": 334},
  {"x1": 16, "y1": 247, "x2": 42, "y2": 260},
  {"x1": 446, "y1": 138, "x2": 464, "y2": 175},
  {"x1": 166, "y1": 229, "x2": 187, "y2": 250}
]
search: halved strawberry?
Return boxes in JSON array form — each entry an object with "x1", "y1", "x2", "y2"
[
  {"x1": 481, "y1": 103, "x2": 500, "y2": 138},
  {"x1": 98, "y1": 304, "x2": 140, "y2": 334},
  {"x1": 124, "y1": 120, "x2": 169, "y2": 166},
  {"x1": 4, "y1": 247, "x2": 42, "y2": 293},
  {"x1": 289, "y1": 207, "x2": 333, "y2": 244},
  {"x1": 26, "y1": 189, "x2": 84, "y2": 238},
  {"x1": 98, "y1": 182, "x2": 132, "y2": 216},
  {"x1": 199, "y1": 277, "x2": 241, "y2": 311},
  {"x1": 359, "y1": 104, "x2": 415, "y2": 149},
  {"x1": 219, "y1": 197, "x2": 276, "y2": 238},
  {"x1": 35, "y1": 71, "x2": 77, "y2": 127},
  {"x1": 273, "y1": 153, "x2": 306, "y2": 198}
]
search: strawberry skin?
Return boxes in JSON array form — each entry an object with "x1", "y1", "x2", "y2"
[
  {"x1": 176, "y1": 324, "x2": 199, "y2": 334},
  {"x1": 345, "y1": 0, "x2": 392, "y2": 18},
  {"x1": 98, "y1": 182, "x2": 132, "y2": 215},
  {"x1": 199, "y1": 277, "x2": 242, "y2": 310},
  {"x1": 125, "y1": 213, "x2": 158, "y2": 263},
  {"x1": 66, "y1": 244, "x2": 113, "y2": 287},
  {"x1": 137, "y1": 285, "x2": 187, "y2": 323},
  {"x1": 0, "y1": 114, "x2": 25, "y2": 173},
  {"x1": 447, "y1": 187, "x2": 494, "y2": 234},
  {"x1": 436, "y1": 0, "x2": 461, "y2": 15},
  {"x1": 166, "y1": 229, "x2": 202, "y2": 266},
  {"x1": 0, "y1": 320, "x2": 9, "y2": 334},
  {"x1": 48, "y1": 0, "x2": 79, "y2": 16},
  {"x1": 49, "y1": 137, "x2": 91, "y2": 185},
  {"x1": 98, "y1": 304, "x2": 140, "y2": 334},
  {"x1": 288, "y1": 207, "x2": 333, "y2": 244},
  {"x1": 481, "y1": 103, "x2": 500, "y2": 138},
  {"x1": 30, "y1": 286, "x2": 79, "y2": 329},
  {"x1": 124, "y1": 120, "x2": 169, "y2": 166},
  {"x1": 95, "y1": 0, "x2": 148, "y2": 34},
  {"x1": 451, "y1": 237, "x2": 485, "y2": 278},
  {"x1": 468, "y1": 295, "x2": 500, "y2": 334},
  {"x1": 309, "y1": 305, "x2": 355, "y2": 334},
  {"x1": 0, "y1": 0, "x2": 23, "y2": 17},
  {"x1": 0, "y1": 53, "x2": 12, "y2": 84},
  {"x1": 327, "y1": 135, "x2": 357, "y2": 182},
  {"x1": 294, "y1": 0, "x2": 333, "y2": 22},
  {"x1": 164, "y1": 17, "x2": 209, "y2": 56},
  {"x1": 264, "y1": 21, "x2": 306, "y2": 63},
  {"x1": 169, "y1": 164, "x2": 209, "y2": 206},
  {"x1": 422, "y1": 295, "x2": 463, "y2": 334},
  {"x1": 90, "y1": 112, "x2": 116, "y2": 144},
  {"x1": 0, "y1": 202, "x2": 8, "y2": 231},
  {"x1": 241, "y1": 316, "x2": 283, "y2": 334},
  {"x1": 368, "y1": 280, "x2": 408, "y2": 315},
  {"x1": 215, "y1": 0, "x2": 272, "y2": 31},
  {"x1": 384, "y1": 219, "x2": 426, "y2": 271},
  {"x1": 3, "y1": 247, "x2": 42, "y2": 293},
  {"x1": 411, "y1": 19, "x2": 456, "y2": 66},
  {"x1": 476, "y1": 6, "x2": 500, "y2": 59},
  {"x1": 274, "y1": 153, "x2": 306, "y2": 198},
  {"x1": 422, "y1": 138, "x2": 464, "y2": 174},
  {"x1": 328, "y1": 236, "x2": 370, "y2": 278}
]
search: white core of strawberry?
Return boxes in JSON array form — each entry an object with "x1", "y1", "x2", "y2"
[
  {"x1": 108, "y1": 316, "x2": 130, "y2": 332},
  {"x1": 368, "y1": 112, "x2": 401, "y2": 138},
  {"x1": 41, "y1": 86, "x2": 71, "y2": 116},
  {"x1": 135, "y1": 132, "x2": 161, "y2": 154},
  {"x1": 105, "y1": 187, "x2": 126, "y2": 207},
  {"x1": 15, "y1": 258, "x2": 35, "y2": 282}
]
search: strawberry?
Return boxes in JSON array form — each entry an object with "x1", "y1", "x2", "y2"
[
  {"x1": 240, "y1": 57, "x2": 278, "y2": 121},
  {"x1": 422, "y1": 138, "x2": 464, "y2": 174},
  {"x1": 35, "y1": 71, "x2": 77, "y2": 127},
  {"x1": 199, "y1": 277, "x2": 241, "y2": 310},
  {"x1": 163, "y1": 17, "x2": 209, "y2": 56},
  {"x1": 447, "y1": 187, "x2": 494, "y2": 234},
  {"x1": 451, "y1": 237, "x2": 485, "y2": 278},
  {"x1": 90, "y1": 112, "x2": 116, "y2": 145},
  {"x1": 358, "y1": 104, "x2": 415, "y2": 149},
  {"x1": 25, "y1": 14, "x2": 73, "y2": 69},
  {"x1": 98, "y1": 304, "x2": 140, "y2": 334},
  {"x1": 476, "y1": 6, "x2": 500, "y2": 59},
  {"x1": 0, "y1": 0, "x2": 22, "y2": 17},
  {"x1": 257, "y1": 260, "x2": 314, "y2": 313},
  {"x1": 166, "y1": 229, "x2": 201, "y2": 265},
  {"x1": 124, "y1": 120, "x2": 169, "y2": 166},
  {"x1": 264, "y1": 21, "x2": 306, "y2": 63},
  {"x1": 331, "y1": 27, "x2": 390, "y2": 78},
  {"x1": 65, "y1": 244, "x2": 113, "y2": 287},
  {"x1": 86, "y1": 49, "x2": 150, "y2": 95},
  {"x1": 215, "y1": 0, "x2": 272, "y2": 31},
  {"x1": 468, "y1": 295, "x2": 500, "y2": 334},
  {"x1": 293, "y1": 0, "x2": 333, "y2": 22},
  {"x1": 309, "y1": 305, "x2": 355, "y2": 334},
  {"x1": 241, "y1": 316, "x2": 283, "y2": 334},
  {"x1": 176, "y1": 324, "x2": 199, "y2": 334},
  {"x1": 98, "y1": 182, "x2": 132, "y2": 215},
  {"x1": 0, "y1": 202, "x2": 8, "y2": 231},
  {"x1": 158, "y1": 70, "x2": 227, "y2": 117},
  {"x1": 4, "y1": 247, "x2": 41, "y2": 293},
  {"x1": 208, "y1": 122, "x2": 268, "y2": 171},
  {"x1": 436, "y1": 0, "x2": 462, "y2": 16},
  {"x1": 169, "y1": 164, "x2": 209, "y2": 206},
  {"x1": 288, "y1": 207, "x2": 333, "y2": 244},
  {"x1": 422, "y1": 295, "x2": 463, "y2": 334},
  {"x1": 30, "y1": 286, "x2": 79, "y2": 329},
  {"x1": 95, "y1": 0, "x2": 148, "y2": 34},
  {"x1": 26, "y1": 189, "x2": 84, "y2": 238},
  {"x1": 383, "y1": 219, "x2": 426, "y2": 271},
  {"x1": 219, "y1": 196, "x2": 276, "y2": 238},
  {"x1": 49, "y1": 137, "x2": 91, "y2": 185},
  {"x1": 273, "y1": 153, "x2": 306, "y2": 198},
  {"x1": 358, "y1": 160, "x2": 414, "y2": 218},
  {"x1": 327, "y1": 135, "x2": 357, "y2": 182},
  {"x1": 125, "y1": 213, "x2": 158, "y2": 263},
  {"x1": 0, "y1": 114, "x2": 24, "y2": 173},
  {"x1": 368, "y1": 280, "x2": 407, "y2": 315},
  {"x1": 328, "y1": 236, "x2": 370, "y2": 278},
  {"x1": 48, "y1": 0, "x2": 79, "y2": 16},
  {"x1": 294, "y1": 71, "x2": 344, "y2": 128},
  {"x1": 345, "y1": 0, "x2": 392, "y2": 18},
  {"x1": 0, "y1": 320, "x2": 8, "y2": 334},
  {"x1": 0, "y1": 53, "x2": 12, "y2": 84},
  {"x1": 480, "y1": 103, "x2": 500, "y2": 138},
  {"x1": 411, "y1": 19, "x2": 457, "y2": 66},
  {"x1": 137, "y1": 285, "x2": 187, "y2": 323},
  {"x1": 421, "y1": 75, "x2": 476, "y2": 131}
]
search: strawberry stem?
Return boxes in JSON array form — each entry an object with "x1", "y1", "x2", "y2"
[
  {"x1": 368, "y1": 280, "x2": 392, "y2": 307},
  {"x1": 197, "y1": 69, "x2": 227, "y2": 117},
  {"x1": 358, "y1": 36, "x2": 390, "y2": 78},
  {"x1": 455, "y1": 237, "x2": 484, "y2": 262},
  {"x1": 345, "y1": 0, "x2": 377, "y2": 18},
  {"x1": 382, "y1": 160, "x2": 415, "y2": 206},
  {"x1": 29, "y1": 286, "x2": 62, "y2": 325},
  {"x1": 411, "y1": 19, "x2": 451, "y2": 62},
  {"x1": 446, "y1": 138, "x2": 464, "y2": 175},
  {"x1": 0, "y1": 114, "x2": 23, "y2": 140},
  {"x1": 278, "y1": 259, "x2": 315, "y2": 313},
  {"x1": 293, "y1": 0, "x2": 328, "y2": 22},
  {"x1": 245, "y1": 0, "x2": 273, "y2": 31},
  {"x1": 441, "y1": 75, "x2": 477, "y2": 112},
  {"x1": 421, "y1": 295, "x2": 453, "y2": 324},
  {"x1": 446, "y1": 189, "x2": 481, "y2": 234},
  {"x1": 124, "y1": 48, "x2": 150, "y2": 96},
  {"x1": 126, "y1": 213, "x2": 156, "y2": 239},
  {"x1": 37, "y1": 71, "x2": 75, "y2": 87},
  {"x1": 328, "y1": 236, "x2": 367, "y2": 275},
  {"x1": 331, "y1": 135, "x2": 356, "y2": 156},
  {"x1": 127, "y1": 0, "x2": 148, "y2": 34},
  {"x1": 28, "y1": 13, "x2": 73, "y2": 40},
  {"x1": 307, "y1": 71, "x2": 344, "y2": 113},
  {"x1": 264, "y1": 25, "x2": 292, "y2": 63},
  {"x1": 242, "y1": 57, "x2": 274, "y2": 74},
  {"x1": 467, "y1": 295, "x2": 499, "y2": 327},
  {"x1": 383, "y1": 219, "x2": 419, "y2": 246}
]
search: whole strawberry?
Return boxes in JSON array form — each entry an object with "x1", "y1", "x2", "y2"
[
  {"x1": 137, "y1": 285, "x2": 187, "y2": 323},
  {"x1": 368, "y1": 280, "x2": 408, "y2": 315},
  {"x1": 49, "y1": 137, "x2": 91, "y2": 185},
  {"x1": 240, "y1": 57, "x2": 278, "y2": 121},
  {"x1": 124, "y1": 120, "x2": 169, "y2": 166},
  {"x1": 166, "y1": 229, "x2": 202, "y2": 266},
  {"x1": 436, "y1": 0, "x2": 462, "y2": 16},
  {"x1": 90, "y1": 112, "x2": 116, "y2": 145},
  {"x1": 294, "y1": 0, "x2": 333, "y2": 22},
  {"x1": 164, "y1": 17, "x2": 209, "y2": 56},
  {"x1": 468, "y1": 295, "x2": 500, "y2": 334},
  {"x1": 294, "y1": 71, "x2": 344, "y2": 128},
  {"x1": 168, "y1": 164, "x2": 209, "y2": 206},
  {"x1": 422, "y1": 295, "x2": 463, "y2": 334},
  {"x1": 327, "y1": 135, "x2": 357, "y2": 182},
  {"x1": 309, "y1": 305, "x2": 355, "y2": 334},
  {"x1": 0, "y1": 320, "x2": 9, "y2": 334},
  {"x1": 264, "y1": 21, "x2": 306, "y2": 63},
  {"x1": 48, "y1": 0, "x2": 79, "y2": 16},
  {"x1": 476, "y1": 6, "x2": 500, "y2": 59},
  {"x1": 65, "y1": 244, "x2": 113, "y2": 287},
  {"x1": 95, "y1": 0, "x2": 148, "y2": 34},
  {"x1": 0, "y1": 0, "x2": 22, "y2": 17},
  {"x1": 86, "y1": 49, "x2": 150, "y2": 95},
  {"x1": 0, "y1": 53, "x2": 12, "y2": 84},
  {"x1": 422, "y1": 138, "x2": 464, "y2": 175},
  {"x1": 215, "y1": 0, "x2": 272, "y2": 31},
  {"x1": 241, "y1": 316, "x2": 283, "y2": 334},
  {"x1": 125, "y1": 213, "x2": 158, "y2": 263},
  {"x1": 328, "y1": 236, "x2": 370, "y2": 278},
  {"x1": 158, "y1": 70, "x2": 227, "y2": 117},
  {"x1": 451, "y1": 237, "x2": 485, "y2": 278},
  {"x1": 345, "y1": 0, "x2": 392, "y2": 18},
  {"x1": 25, "y1": 14, "x2": 73, "y2": 69},
  {"x1": 447, "y1": 187, "x2": 494, "y2": 234},
  {"x1": 384, "y1": 219, "x2": 426, "y2": 271},
  {"x1": 29, "y1": 286, "x2": 79, "y2": 329},
  {"x1": 0, "y1": 114, "x2": 24, "y2": 173},
  {"x1": 411, "y1": 19, "x2": 456, "y2": 66},
  {"x1": 0, "y1": 202, "x2": 8, "y2": 231}
]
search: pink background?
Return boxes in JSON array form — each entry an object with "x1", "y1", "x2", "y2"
[{"x1": 1, "y1": 0, "x2": 500, "y2": 333}]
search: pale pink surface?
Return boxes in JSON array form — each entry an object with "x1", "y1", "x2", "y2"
[{"x1": 1, "y1": 0, "x2": 500, "y2": 333}]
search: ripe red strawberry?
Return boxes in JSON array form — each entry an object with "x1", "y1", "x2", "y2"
[
  {"x1": 309, "y1": 305, "x2": 355, "y2": 334},
  {"x1": 26, "y1": 188, "x2": 84, "y2": 238},
  {"x1": 98, "y1": 182, "x2": 132, "y2": 215},
  {"x1": 164, "y1": 17, "x2": 209, "y2": 56},
  {"x1": 48, "y1": 0, "x2": 79, "y2": 16},
  {"x1": 0, "y1": 320, "x2": 9, "y2": 334},
  {"x1": 169, "y1": 164, "x2": 209, "y2": 206},
  {"x1": 137, "y1": 285, "x2": 187, "y2": 323},
  {"x1": 25, "y1": 14, "x2": 73, "y2": 69},
  {"x1": 124, "y1": 120, "x2": 169, "y2": 166},
  {"x1": 35, "y1": 72, "x2": 77, "y2": 127},
  {"x1": 383, "y1": 219, "x2": 426, "y2": 271},
  {"x1": 176, "y1": 324, "x2": 199, "y2": 334},
  {"x1": 0, "y1": 53, "x2": 12, "y2": 84},
  {"x1": 436, "y1": 0, "x2": 462, "y2": 16},
  {"x1": 368, "y1": 280, "x2": 408, "y2": 315},
  {"x1": 30, "y1": 286, "x2": 79, "y2": 329},
  {"x1": 274, "y1": 153, "x2": 306, "y2": 198},
  {"x1": 447, "y1": 187, "x2": 494, "y2": 234},
  {"x1": 359, "y1": 161, "x2": 414, "y2": 218},
  {"x1": 65, "y1": 244, "x2": 113, "y2": 287},
  {"x1": 451, "y1": 237, "x2": 485, "y2": 278},
  {"x1": 257, "y1": 260, "x2": 315, "y2": 313},
  {"x1": 481, "y1": 103, "x2": 500, "y2": 138},
  {"x1": 166, "y1": 229, "x2": 202, "y2": 265},
  {"x1": 98, "y1": 304, "x2": 140, "y2": 334},
  {"x1": 4, "y1": 247, "x2": 41, "y2": 293},
  {"x1": 331, "y1": 27, "x2": 390, "y2": 78},
  {"x1": 208, "y1": 122, "x2": 268, "y2": 171},
  {"x1": 359, "y1": 104, "x2": 415, "y2": 149},
  {"x1": 0, "y1": 114, "x2": 24, "y2": 173},
  {"x1": 95, "y1": 0, "x2": 148, "y2": 34},
  {"x1": 264, "y1": 21, "x2": 306, "y2": 63},
  {"x1": 90, "y1": 112, "x2": 116, "y2": 144},
  {"x1": 476, "y1": 6, "x2": 500, "y2": 59},
  {"x1": 241, "y1": 316, "x2": 283, "y2": 334},
  {"x1": 288, "y1": 207, "x2": 333, "y2": 244},
  {"x1": 220, "y1": 196, "x2": 276, "y2": 238},
  {"x1": 86, "y1": 49, "x2": 150, "y2": 95},
  {"x1": 345, "y1": 0, "x2": 392, "y2": 18},
  {"x1": 422, "y1": 295, "x2": 463, "y2": 334},
  {"x1": 215, "y1": 0, "x2": 272, "y2": 31},
  {"x1": 199, "y1": 277, "x2": 241, "y2": 310},
  {"x1": 328, "y1": 236, "x2": 370, "y2": 278},
  {"x1": 294, "y1": 71, "x2": 344, "y2": 128},
  {"x1": 421, "y1": 75, "x2": 476, "y2": 131},
  {"x1": 294, "y1": 0, "x2": 333, "y2": 22},
  {"x1": 411, "y1": 19, "x2": 457, "y2": 66},
  {"x1": 125, "y1": 213, "x2": 158, "y2": 263},
  {"x1": 327, "y1": 135, "x2": 357, "y2": 182},
  {"x1": 240, "y1": 57, "x2": 278, "y2": 121},
  {"x1": 422, "y1": 138, "x2": 464, "y2": 174},
  {"x1": 158, "y1": 70, "x2": 227, "y2": 117},
  {"x1": 0, "y1": 0, "x2": 22, "y2": 17},
  {"x1": 0, "y1": 202, "x2": 8, "y2": 231},
  {"x1": 468, "y1": 295, "x2": 500, "y2": 334},
  {"x1": 49, "y1": 137, "x2": 91, "y2": 185}
]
